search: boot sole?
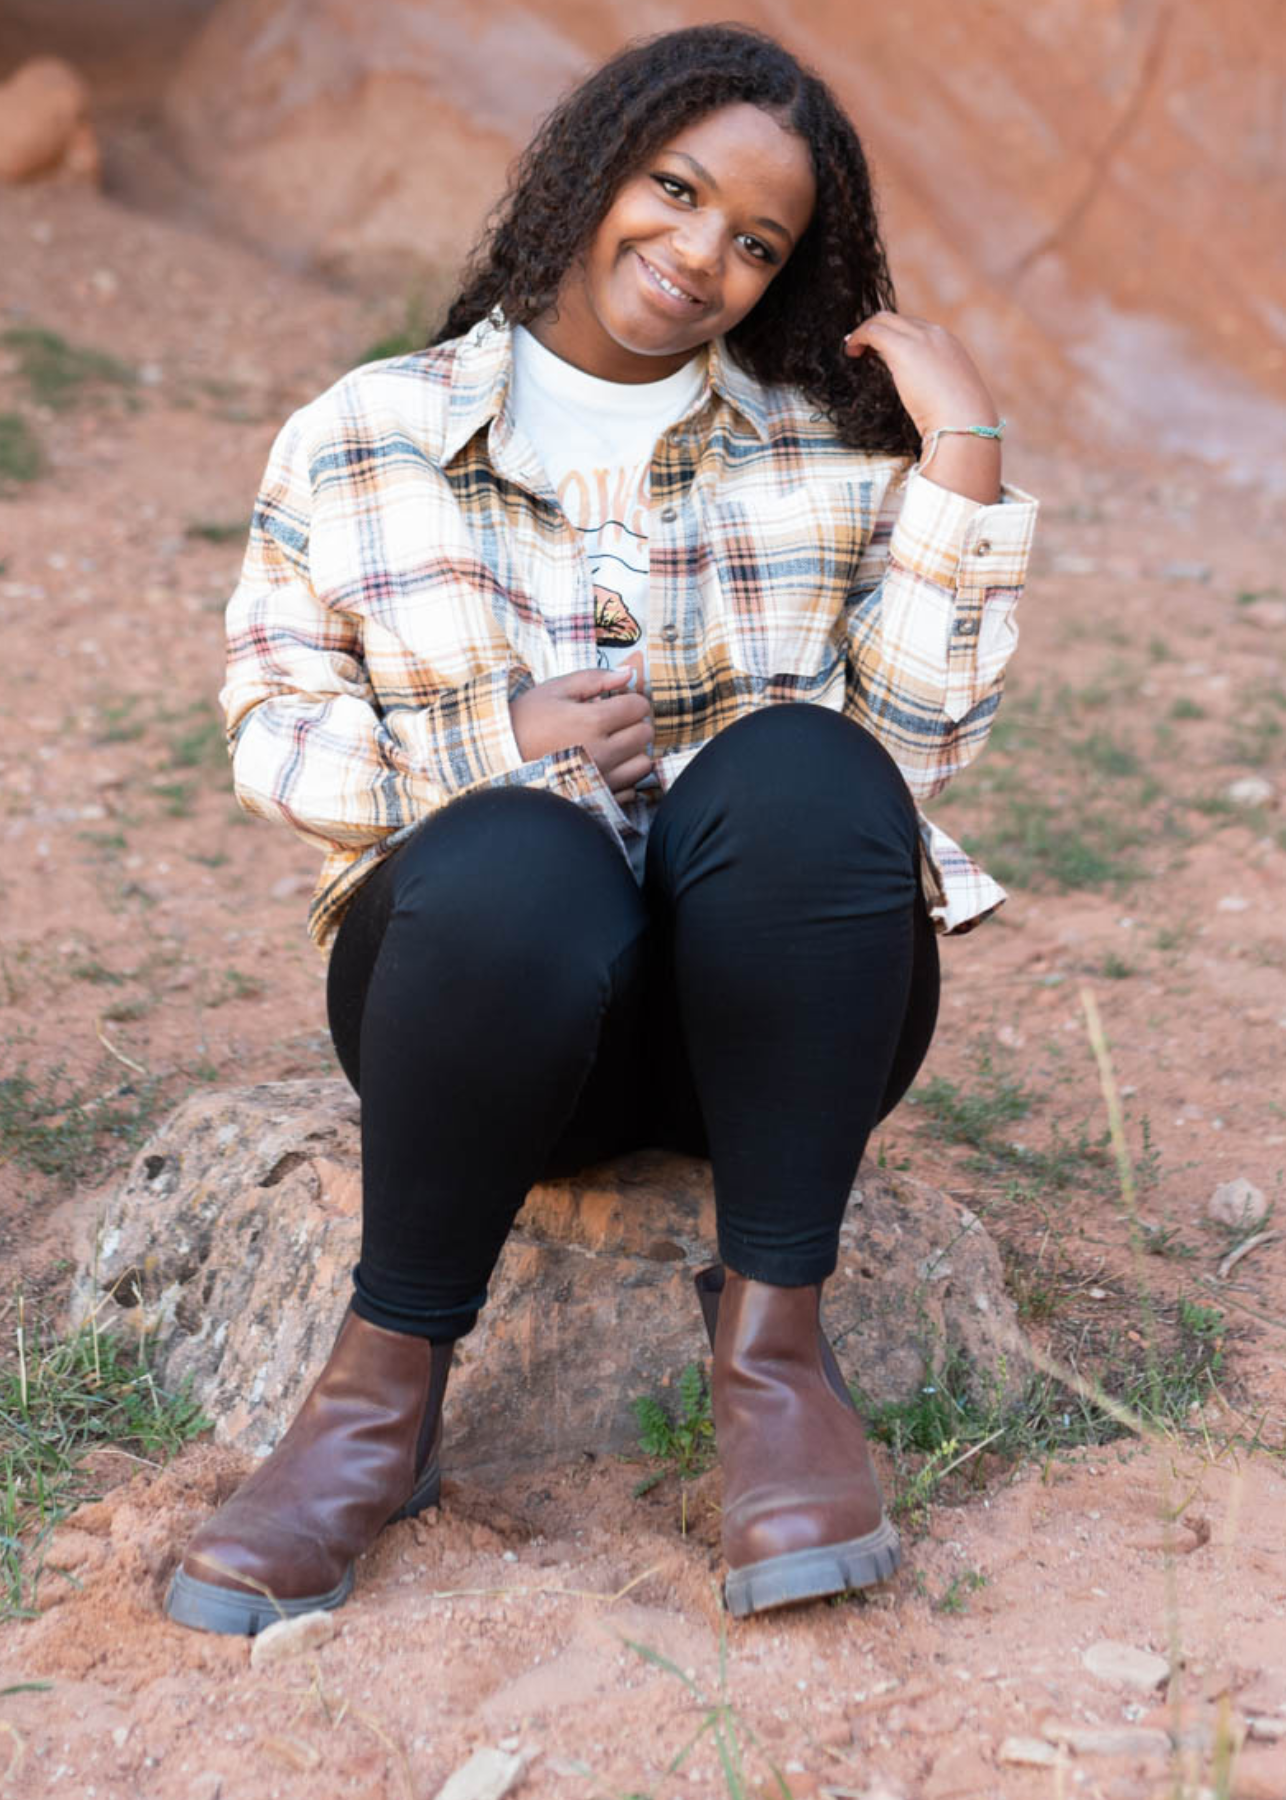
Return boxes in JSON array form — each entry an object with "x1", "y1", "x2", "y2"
[
  {"x1": 724, "y1": 1513, "x2": 901, "y2": 1618},
  {"x1": 163, "y1": 1463, "x2": 441, "y2": 1636}
]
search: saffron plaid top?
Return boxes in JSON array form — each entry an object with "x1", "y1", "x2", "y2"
[{"x1": 220, "y1": 313, "x2": 1039, "y2": 953}]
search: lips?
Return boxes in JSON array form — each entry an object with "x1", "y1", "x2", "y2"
[{"x1": 635, "y1": 251, "x2": 706, "y2": 310}]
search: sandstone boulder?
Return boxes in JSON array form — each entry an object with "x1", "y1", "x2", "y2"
[
  {"x1": 69, "y1": 1078, "x2": 1028, "y2": 1480},
  {"x1": 158, "y1": 0, "x2": 1286, "y2": 485},
  {"x1": 0, "y1": 56, "x2": 100, "y2": 186}
]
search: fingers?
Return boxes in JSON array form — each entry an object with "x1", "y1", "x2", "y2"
[
  {"x1": 558, "y1": 667, "x2": 636, "y2": 701},
  {"x1": 608, "y1": 750, "x2": 656, "y2": 802},
  {"x1": 844, "y1": 311, "x2": 921, "y2": 355},
  {"x1": 594, "y1": 693, "x2": 653, "y2": 734},
  {"x1": 598, "y1": 719, "x2": 654, "y2": 766}
]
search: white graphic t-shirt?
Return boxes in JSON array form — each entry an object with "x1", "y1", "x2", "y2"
[{"x1": 509, "y1": 326, "x2": 705, "y2": 876}]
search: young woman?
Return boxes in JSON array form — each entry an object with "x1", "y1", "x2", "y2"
[{"x1": 166, "y1": 23, "x2": 1037, "y2": 1634}]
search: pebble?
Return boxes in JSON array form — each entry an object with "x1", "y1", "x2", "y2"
[
  {"x1": 1226, "y1": 776, "x2": 1274, "y2": 807},
  {"x1": 998, "y1": 1736, "x2": 1059, "y2": 1765},
  {"x1": 248, "y1": 1609, "x2": 338, "y2": 1668},
  {"x1": 262, "y1": 1733, "x2": 321, "y2": 1771},
  {"x1": 1207, "y1": 1177, "x2": 1268, "y2": 1230},
  {"x1": 1247, "y1": 1717, "x2": 1286, "y2": 1741},
  {"x1": 1081, "y1": 1640, "x2": 1170, "y2": 1692},
  {"x1": 1216, "y1": 894, "x2": 1250, "y2": 912},
  {"x1": 433, "y1": 1747, "x2": 527, "y2": 1800},
  {"x1": 1159, "y1": 560, "x2": 1212, "y2": 581},
  {"x1": 1043, "y1": 1722, "x2": 1170, "y2": 1755},
  {"x1": 270, "y1": 871, "x2": 313, "y2": 900}
]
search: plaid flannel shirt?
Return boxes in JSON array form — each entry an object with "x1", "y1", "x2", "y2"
[{"x1": 221, "y1": 314, "x2": 1039, "y2": 953}]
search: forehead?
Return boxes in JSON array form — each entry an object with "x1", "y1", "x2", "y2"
[{"x1": 653, "y1": 103, "x2": 815, "y2": 230}]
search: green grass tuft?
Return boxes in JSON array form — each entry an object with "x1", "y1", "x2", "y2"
[
  {"x1": 2, "y1": 1304, "x2": 210, "y2": 1620},
  {"x1": 858, "y1": 1303, "x2": 1228, "y2": 1532},
  {"x1": 909, "y1": 1048, "x2": 1108, "y2": 1192},
  {"x1": 184, "y1": 519, "x2": 250, "y2": 545},
  {"x1": 0, "y1": 1063, "x2": 163, "y2": 1186},
  {"x1": 0, "y1": 412, "x2": 43, "y2": 488},
  {"x1": 2, "y1": 326, "x2": 137, "y2": 411}
]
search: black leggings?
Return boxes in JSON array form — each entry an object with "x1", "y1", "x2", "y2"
[{"x1": 326, "y1": 704, "x2": 941, "y2": 1343}]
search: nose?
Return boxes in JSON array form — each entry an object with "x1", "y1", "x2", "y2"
[{"x1": 670, "y1": 211, "x2": 725, "y2": 279}]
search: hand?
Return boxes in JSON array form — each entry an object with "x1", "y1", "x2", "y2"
[
  {"x1": 842, "y1": 311, "x2": 998, "y2": 438},
  {"x1": 511, "y1": 668, "x2": 655, "y2": 804}
]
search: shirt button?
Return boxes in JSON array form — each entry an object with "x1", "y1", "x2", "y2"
[
  {"x1": 661, "y1": 623, "x2": 679, "y2": 643},
  {"x1": 660, "y1": 506, "x2": 678, "y2": 523},
  {"x1": 974, "y1": 538, "x2": 992, "y2": 555}
]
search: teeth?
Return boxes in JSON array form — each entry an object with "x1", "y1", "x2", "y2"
[{"x1": 643, "y1": 257, "x2": 696, "y2": 303}]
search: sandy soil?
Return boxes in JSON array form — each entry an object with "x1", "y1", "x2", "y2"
[{"x1": 2, "y1": 164, "x2": 1285, "y2": 1798}]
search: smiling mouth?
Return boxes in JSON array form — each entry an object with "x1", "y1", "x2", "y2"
[{"x1": 636, "y1": 253, "x2": 705, "y2": 308}]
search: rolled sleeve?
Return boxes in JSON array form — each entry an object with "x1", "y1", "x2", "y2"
[{"x1": 886, "y1": 467, "x2": 1039, "y2": 725}]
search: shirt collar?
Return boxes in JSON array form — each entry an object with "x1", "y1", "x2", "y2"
[{"x1": 438, "y1": 312, "x2": 772, "y2": 467}]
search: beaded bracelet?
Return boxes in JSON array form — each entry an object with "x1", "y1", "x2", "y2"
[{"x1": 920, "y1": 417, "x2": 1006, "y2": 474}]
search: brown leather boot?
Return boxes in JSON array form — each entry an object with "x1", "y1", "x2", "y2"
[
  {"x1": 165, "y1": 1306, "x2": 454, "y2": 1636},
  {"x1": 695, "y1": 1262, "x2": 900, "y2": 1617}
]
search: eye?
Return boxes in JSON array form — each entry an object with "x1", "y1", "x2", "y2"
[
  {"x1": 739, "y1": 234, "x2": 778, "y2": 266},
  {"x1": 652, "y1": 173, "x2": 692, "y2": 201}
]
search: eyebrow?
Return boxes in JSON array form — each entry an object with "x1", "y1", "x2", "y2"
[{"x1": 667, "y1": 151, "x2": 797, "y2": 247}]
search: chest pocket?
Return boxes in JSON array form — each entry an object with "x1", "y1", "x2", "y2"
[{"x1": 705, "y1": 485, "x2": 863, "y2": 680}]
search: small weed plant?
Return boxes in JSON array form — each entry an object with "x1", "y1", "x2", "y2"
[
  {"x1": 632, "y1": 1361, "x2": 714, "y2": 1484},
  {"x1": 631, "y1": 1362, "x2": 715, "y2": 1532}
]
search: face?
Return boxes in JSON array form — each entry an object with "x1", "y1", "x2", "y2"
[{"x1": 530, "y1": 102, "x2": 817, "y2": 382}]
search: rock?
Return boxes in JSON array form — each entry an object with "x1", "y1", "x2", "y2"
[
  {"x1": 1240, "y1": 599, "x2": 1286, "y2": 631},
  {"x1": 1207, "y1": 1178, "x2": 1268, "y2": 1230},
  {"x1": 1157, "y1": 560, "x2": 1212, "y2": 582},
  {"x1": 156, "y1": 0, "x2": 1286, "y2": 492},
  {"x1": 434, "y1": 1746, "x2": 526, "y2": 1800},
  {"x1": 1042, "y1": 1722, "x2": 1170, "y2": 1755},
  {"x1": 68, "y1": 1079, "x2": 1028, "y2": 1479},
  {"x1": 998, "y1": 1736, "x2": 1059, "y2": 1766},
  {"x1": 1081, "y1": 1640, "x2": 1170, "y2": 1692},
  {"x1": 249, "y1": 1609, "x2": 338, "y2": 1668},
  {"x1": 0, "y1": 57, "x2": 100, "y2": 186},
  {"x1": 1226, "y1": 776, "x2": 1275, "y2": 807}
]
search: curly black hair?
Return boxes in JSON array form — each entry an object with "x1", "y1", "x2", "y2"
[{"x1": 432, "y1": 23, "x2": 919, "y2": 456}]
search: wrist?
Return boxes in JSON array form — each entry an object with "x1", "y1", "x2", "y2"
[{"x1": 919, "y1": 401, "x2": 1000, "y2": 438}]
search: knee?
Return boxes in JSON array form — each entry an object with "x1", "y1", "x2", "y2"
[
  {"x1": 660, "y1": 705, "x2": 918, "y2": 859},
  {"x1": 386, "y1": 785, "x2": 639, "y2": 961}
]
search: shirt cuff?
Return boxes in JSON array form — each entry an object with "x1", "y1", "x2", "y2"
[
  {"x1": 394, "y1": 663, "x2": 527, "y2": 793},
  {"x1": 889, "y1": 466, "x2": 1039, "y2": 594}
]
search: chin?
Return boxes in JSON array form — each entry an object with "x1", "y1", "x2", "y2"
[{"x1": 611, "y1": 310, "x2": 709, "y2": 359}]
